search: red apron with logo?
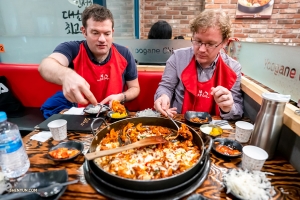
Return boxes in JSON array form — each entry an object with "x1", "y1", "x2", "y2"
[
  {"x1": 181, "y1": 55, "x2": 237, "y2": 115},
  {"x1": 73, "y1": 44, "x2": 127, "y2": 107}
]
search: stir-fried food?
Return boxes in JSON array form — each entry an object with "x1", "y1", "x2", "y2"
[
  {"x1": 190, "y1": 117, "x2": 209, "y2": 123},
  {"x1": 112, "y1": 100, "x2": 126, "y2": 114},
  {"x1": 49, "y1": 148, "x2": 79, "y2": 159},
  {"x1": 94, "y1": 123, "x2": 200, "y2": 180},
  {"x1": 239, "y1": 0, "x2": 270, "y2": 6},
  {"x1": 215, "y1": 142, "x2": 241, "y2": 155}
]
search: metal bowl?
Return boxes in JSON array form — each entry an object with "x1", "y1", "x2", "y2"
[
  {"x1": 200, "y1": 124, "x2": 223, "y2": 137},
  {"x1": 83, "y1": 104, "x2": 110, "y2": 115},
  {"x1": 48, "y1": 141, "x2": 84, "y2": 161},
  {"x1": 184, "y1": 111, "x2": 212, "y2": 125},
  {"x1": 212, "y1": 138, "x2": 243, "y2": 158}
]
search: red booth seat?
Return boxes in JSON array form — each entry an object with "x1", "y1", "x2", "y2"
[{"x1": 0, "y1": 63, "x2": 163, "y2": 131}]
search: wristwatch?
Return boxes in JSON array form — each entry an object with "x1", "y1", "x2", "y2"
[{"x1": 121, "y1": 92, "x2": 126, "y2": 104}]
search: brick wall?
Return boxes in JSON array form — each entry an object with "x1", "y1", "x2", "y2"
[
  {"x1": 140, "y1": 0, "x2": 300, "y2": 45},
  {"x1": 107, "y1": 0, "x2": 135, "y2": 38},
  {"x1": 139, "y1": 0, "x2": 203, "y2": 39}
]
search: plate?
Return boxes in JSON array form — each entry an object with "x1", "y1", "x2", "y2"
[
  {"x1": 48, "y1": 141, "x2": 84, "y2": 161},
  {"x1": 3, "y1": 169, "x2": 68, "y2": 200},
  {"x1": 83, "y1": 104, "x2": 110, "y2": 115},
  {"x1": 184, "y1": 111, "x2": 212, "y2": 125},
  {"x1": 212, "y1": 138, "x2": 243, "y2": 158},
  {"x1": 237, "y1": 0, "x2": 274, "y2": 13},
  {"x1": 83, "y1": 156, "x2": 211, "y2": 199},
  {"x1": 87, "y1": 154, "x2": 209, "y2": 195}
]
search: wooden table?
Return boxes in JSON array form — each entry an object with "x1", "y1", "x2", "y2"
[{"x1": 22, "y1": 113, "x2": 300, "y2": 199}]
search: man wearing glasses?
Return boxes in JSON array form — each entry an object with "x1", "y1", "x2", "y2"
[{"x1": 154, "y1": 9, "x2": 243, "y2": 120}]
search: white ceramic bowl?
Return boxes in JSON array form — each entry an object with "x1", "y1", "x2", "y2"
[{"x1": 242, "y1": 145, "x2": 268, "y2": 171}]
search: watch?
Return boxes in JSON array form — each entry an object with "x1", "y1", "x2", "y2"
[{"x1": 121, "y1": 92, "x2": 126, "y2": 104}]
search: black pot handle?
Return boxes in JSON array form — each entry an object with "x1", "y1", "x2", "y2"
[
  {"x1": 90, "y1": 117, "x2": 109, "y2": 136},
  {"x1": 202, "y1": 136, "x2": 213, "y2": 158}
]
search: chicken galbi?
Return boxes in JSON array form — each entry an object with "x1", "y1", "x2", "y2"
[{"x1": 112, "y1": 100, "x2": 126, "y2": 114}]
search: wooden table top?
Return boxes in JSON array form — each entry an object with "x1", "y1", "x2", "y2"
[{"x1": 22, "y1": 113, "x2": 300, "y2": 200}]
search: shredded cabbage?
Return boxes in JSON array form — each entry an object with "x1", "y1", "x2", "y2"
[
  {"x1": 223, "y1": 169, "x2": 275, "y2": 200},
  {"x1": 135, "y1": 109, "x2": 161, "y2": 117}
]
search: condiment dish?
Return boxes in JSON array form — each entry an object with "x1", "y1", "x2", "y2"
[
  {"x1": 107, "y1": 110, "x2": 128, "y2": 121},
  {"x1": 185, "y1": 111, "x2": 212, "y2": 125},
  {"x1": 200, "y1": 124, "x2": 223, "y2": 137},
  {"x1": 48, "y1": 141, "x2": 84, "y2": 161},
  {"x1": 212, "y1": 138, "x2": 243, "y2": 158}
]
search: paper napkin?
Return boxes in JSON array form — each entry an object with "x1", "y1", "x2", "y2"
[
  {"x1": 30, "y1": 131, "x2": 53, "y2": 142},
  {"x1": 211, "y1": 120, "x2": 233, "y2": 130},
  {"x1": 63, "y1": 107, "x2": 84, "y2": 115}
]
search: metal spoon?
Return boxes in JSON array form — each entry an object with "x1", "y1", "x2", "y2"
[
  {"x1": 38, "y1": 179, "x2": 78, "y2": 197},
  {"x1": 3, "y1": 180, "x2": 78, "y2": 199},
  {"x1": 165, "y1": 111, "x2": 180, "y2": 140}
]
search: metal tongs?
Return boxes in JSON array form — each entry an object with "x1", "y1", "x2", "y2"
[{"x1": 95, "y1": 103, "x2": 104, "y2": 118}]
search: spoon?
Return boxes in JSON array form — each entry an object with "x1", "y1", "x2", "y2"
[
  {"x1": 3, "y1": 180, "x2": 78, "y2": 199},
  {"x1": 165, "y1": 111, "x2": 180, "y2": 140},
  {"x1": 85, "y1": 136, "x2": 167, "y2": 160}
]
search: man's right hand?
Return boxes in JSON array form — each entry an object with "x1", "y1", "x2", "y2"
[
  {"x1": 62, "y1": 70, "x2": 97, "y2": 106},
  {"x1": 154, "y1": 94, "x2": 177, "y2": 117}
]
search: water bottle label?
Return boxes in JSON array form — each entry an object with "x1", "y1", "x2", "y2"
[{"x1": 0, "y1": 139, "x2": 22, "y2": 153}]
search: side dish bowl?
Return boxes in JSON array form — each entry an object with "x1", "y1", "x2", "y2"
[
  {"x1": 200, "y1": 124, "x2": 223, "y2": 137},
  {"x1": 212, "y1": 138, "x2": 243, "y2": 158},
  {"x1": 107, "y1": 110, "x2": 129, "y2": 121},
  {"x1": 185, "y1": 111, "x2": 212, "y2": 125},
  {"x1": 83, "y1": 104, "x2": 110, "y2": 115},
  {"x1": 48, "y1": 141, "x2": 84, "y2": 161}
]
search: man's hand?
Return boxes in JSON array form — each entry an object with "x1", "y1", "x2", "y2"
[
  {"x1": 62, "y1": 71, "x2": 97, "y2": 106},
  {"x1": 154, "y1": 94, "x2": 177, "y2": 117},
  {"x1": 211, "y1": 86, "x2": 233, "y2": 113},
  {"x1": 100, "y1": 93, "x2": 124, "y2": 107}
]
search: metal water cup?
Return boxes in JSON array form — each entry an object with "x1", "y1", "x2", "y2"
[{"x1": 250, "y1": 93, "x2": 290, "y2": 159}]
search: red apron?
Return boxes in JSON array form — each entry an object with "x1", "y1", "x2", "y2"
[
  {"x1": 181, "y1": 55, "x2": 237, "y2": 115},
  {"x1": 73, "y1": 44, "x2": 127, "y2": 107}
]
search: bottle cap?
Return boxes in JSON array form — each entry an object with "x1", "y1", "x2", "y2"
[{"x1": 0, "y1": 112, "x2": 7, "y2": 122}]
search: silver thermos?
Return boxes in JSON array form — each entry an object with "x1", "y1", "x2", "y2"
[{"x1": 250, "y1": 93, "x2": 290, "y2": 159}]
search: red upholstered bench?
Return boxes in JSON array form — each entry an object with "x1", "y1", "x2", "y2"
[
  {"x1": 125, "y1": 71, "x2": 163, "y2": 111},
  {"x1": 0, "y1": 63, "x2": 163, "y2": 131}
]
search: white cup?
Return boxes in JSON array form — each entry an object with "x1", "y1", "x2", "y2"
[
  {"x1": 235, "y1": 121, "x2": 254, "y2": 143},
  {"x1": 242, "y1": 145, "x2": 268, "y2": 171},
  {"x1": 47, "y1": 119, "x2": 67, "y2": 141}
]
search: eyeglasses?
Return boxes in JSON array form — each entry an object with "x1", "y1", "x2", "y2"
[{"x1": 191, "y1": 38, "x2": 223, "y2": 50}]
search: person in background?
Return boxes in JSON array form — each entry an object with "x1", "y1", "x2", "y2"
[
  {"x1": 174, "y1": 36, "x2": 185, "y2": 39},
  {"x1": 38, "y1": 4, "x2": 140, "y2": 108},
  {"x1": 154, "y1": 9, "x2": 243, "y2": 120},
  {"x1": 148, "y1": 20, "x2": 172, "y2": 39}
]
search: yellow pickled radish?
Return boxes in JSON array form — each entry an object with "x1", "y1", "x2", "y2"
[
  {"x1": 111, "y1": 112, "x2": 127, "y2": 118},
  {"x1": 210, "y1": 127, "x2": 222, "y2": 136}
]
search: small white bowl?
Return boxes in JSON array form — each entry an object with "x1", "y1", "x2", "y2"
[{"x1": 242, "y1": 145, "x2": 268, "y2": 171}]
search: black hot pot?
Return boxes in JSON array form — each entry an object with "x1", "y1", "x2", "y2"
[{"x1": 88, "y1": 117, "x2": 212, "y2": 191}]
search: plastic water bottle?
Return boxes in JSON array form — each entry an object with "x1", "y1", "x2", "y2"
[{"x1": 0, "y1": 112, "x2": 30, "y2": 178}]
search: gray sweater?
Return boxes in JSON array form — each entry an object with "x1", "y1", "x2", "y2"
[{"x1": 154, "y1": 47, "x2": 243, "y2": 120}]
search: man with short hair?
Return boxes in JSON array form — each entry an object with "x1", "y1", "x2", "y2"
[
  {"x1": 154, "y1": 9, "x2": 243, "y2": 120},
  {"x1": 39, "y1": 4, "x2": 140, "y2": 107}
]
